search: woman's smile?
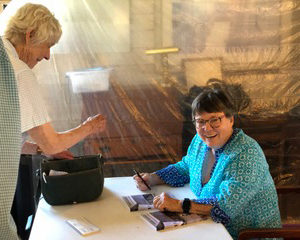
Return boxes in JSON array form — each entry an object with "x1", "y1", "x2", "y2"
[
  {"x1": 203, "y1": 133, "x2": 218, "y2": 138},
  {"x1": 195, "y1": 112, "x2": 234, "y2": 149}
]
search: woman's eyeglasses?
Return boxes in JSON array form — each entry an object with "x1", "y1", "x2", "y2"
[{"x1": 192, "y1": 115, "x2": 225, "y2": 129}]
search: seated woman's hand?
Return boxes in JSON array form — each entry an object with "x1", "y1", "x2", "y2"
[
  {"x1": 153, "y1": 192, "x2": 181, "y2": 212},
  {"x1": 133, "y1": 172, "x2": 151, "y2": 191}
]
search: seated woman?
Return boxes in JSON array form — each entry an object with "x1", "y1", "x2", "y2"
[{"x1": 134, "y1": 86, "x2": 281, "y2": 240}]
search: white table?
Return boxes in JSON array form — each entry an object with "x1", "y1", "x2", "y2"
[{"x1": 29, "y1": 177, "x2": 233, "y2": 240}]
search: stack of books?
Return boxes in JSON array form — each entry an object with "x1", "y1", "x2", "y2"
[{"x1": 121, "y1": 193, "x2": 207, "y2": 231}]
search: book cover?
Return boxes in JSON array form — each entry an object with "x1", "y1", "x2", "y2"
[
  {"x1": 141, "y1": 211, "x2": 207, "y2": 231},
  {"x1": 122, "y1": 193, "x2": 155, "y2": 211},
  {"x1": 66, "y1": 217, "x2": 100, "y2": 236}
]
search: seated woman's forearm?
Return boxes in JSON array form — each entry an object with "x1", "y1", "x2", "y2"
[
  {"x1": 189, "y1": 202, "x2": 213, "y2": 215},
  {"x1": 167, "y1": 200, "x2": 212, "y2": 215},
  {"x1": 154, "y1": 192, "x2": 213, "y2": 215},
  {"x1": 149, "y1": 173, "x2": 165, "y2": 186}
]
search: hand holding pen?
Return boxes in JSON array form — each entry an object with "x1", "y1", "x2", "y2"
[{"x1": 133, "y1": 169, "x2": 152, "y2": 191}]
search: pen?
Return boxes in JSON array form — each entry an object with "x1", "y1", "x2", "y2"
[{"x1": 133, "y1": 169, "x2": 151, "y2": 190}]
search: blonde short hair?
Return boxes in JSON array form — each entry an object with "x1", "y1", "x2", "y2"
[{"x1": 4, "y1": 3, "x2": 62, "y2": 46}]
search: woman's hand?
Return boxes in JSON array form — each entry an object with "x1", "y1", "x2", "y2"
[
  {"x1": 153, "y1": 192, "x2": 181, "y2": 212},
  {"x1": 133, "y1": 172, "x2": 152, "y2": 191},
  {"x1": 49, "y1": 150, "x2": 74, "y2": 159},
  {"x1": 133, "y1": 172, "x2": 165, "y2": 191},
  {"x1": 83, "y1": 114, "x2": 106, "y2": 134}
]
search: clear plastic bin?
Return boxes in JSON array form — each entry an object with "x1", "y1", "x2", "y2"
[{"x1": 66, "y1": 67, "x2": 112, "y2": 93}]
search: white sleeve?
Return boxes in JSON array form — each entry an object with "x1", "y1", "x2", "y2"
[{"x1": 16, "y1": 69, "x2": 51, "y2": 133}]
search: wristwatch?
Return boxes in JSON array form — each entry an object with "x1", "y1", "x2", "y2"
[{"x1": 182, "y1": 198, "x2": 191, "y2": 214}]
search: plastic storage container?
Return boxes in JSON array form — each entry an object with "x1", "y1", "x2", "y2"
[{"x1": 66, "y1": 67, "x2": 112, "y2": 93}]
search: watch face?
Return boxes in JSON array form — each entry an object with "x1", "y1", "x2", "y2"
[{"x1": 182, "y1": 198, "x2": 191, "y2": 214}]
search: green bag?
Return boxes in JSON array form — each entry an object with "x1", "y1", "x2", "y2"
[{"x1": 40, "y1": 155, "x2": 104, "y2": 206}]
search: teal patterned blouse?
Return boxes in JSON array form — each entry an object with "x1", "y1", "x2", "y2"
[{"x1": 156, "y1": 128, "x2": 281, "y2": 240}]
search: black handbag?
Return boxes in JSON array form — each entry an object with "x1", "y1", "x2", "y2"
[{"x1": 40, "y1": 155, "x2": 104, "y2": 206}]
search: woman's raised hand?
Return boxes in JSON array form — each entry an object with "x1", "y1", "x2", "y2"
[{"x1": 83, "y1": 114, "x2": 106, "y2": 134}]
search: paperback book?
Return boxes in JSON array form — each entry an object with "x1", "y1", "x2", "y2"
[
  {"x1": 66, "y1": 217, "x2": 100, "y2": 236},
  {"x1": 141, "y1": 210, "x2": 207, "y2": 231},
  {"x1": 122, "y1": 193, "x2": 155, "y2": 211}
]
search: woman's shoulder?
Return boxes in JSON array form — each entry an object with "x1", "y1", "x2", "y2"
[
  {"x1": 225, "y1": 129, "x2": 266, "y2": 167},
  {"x1": 223, "y1": 129, "x2": 265, "y2": 163},
  {"x1": 186, "y1": 134, "x2": 206, "y2": 156},
  {"x1": 2, "y1": 37, "x2": 32, "y2": 76},
  {"x1": 232, "y1": 129, "x2": 263, "y2": 151}
]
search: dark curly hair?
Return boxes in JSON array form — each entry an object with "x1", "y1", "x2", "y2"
[
  {"x1": 191, "y1": 87, "x2": 235, "y2": 119},
  {"x1": 190, "y1": 78, "x2": 251, "y2": 120}
]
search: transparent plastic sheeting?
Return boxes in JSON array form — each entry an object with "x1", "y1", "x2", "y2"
[{"x1": 1, "y1": 0, "x2": 299, "y2": 187}]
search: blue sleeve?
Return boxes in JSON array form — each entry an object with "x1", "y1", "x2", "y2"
[
  {"x1": 155, "y1": 134, "x2": 199, "y2": 187},
  {"x1": 156, "y1": 164, "x2": 189, "y2": 187},
  {"x1": 191, "y1": 197, "x2": 229, "y2": 224}
]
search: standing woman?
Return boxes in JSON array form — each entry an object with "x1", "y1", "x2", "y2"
[
  {"x1": 134, "y1": 87, "x2": 281, "y2": 240},
  {"x1": 3, "y1": 3, "x2": 106, "y2": 156},
  {"x1": 2, "y1": 3, "x2": 106, "y2": 239}
]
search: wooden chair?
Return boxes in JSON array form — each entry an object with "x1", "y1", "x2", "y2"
[{"x1": 238, "y1": 186, "x2": 300, "y2": 240}]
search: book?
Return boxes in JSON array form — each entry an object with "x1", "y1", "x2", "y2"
[
  {"x1": 122, "y1": 193, "x2": 155, "y2": 211},
  {"x1": 141, "y1": 210, "x2": 207, "y2": 231}
]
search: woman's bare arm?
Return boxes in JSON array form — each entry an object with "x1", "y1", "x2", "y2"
[{"x1": 27, "y1": 114, "x2": 106, "y2": 155}]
